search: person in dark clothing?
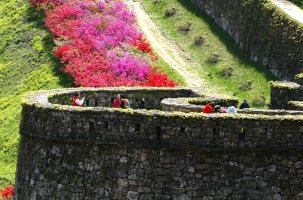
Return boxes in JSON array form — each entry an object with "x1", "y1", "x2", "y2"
[
  {"x1": 239, "y1": 99, "x2": 250, "y2": 109},
  {"x1": 214, "y1": 105, "x2": 221, "y2": 113},
  {"x1": 138, "y1": 98, "x2": 145, "y2": 109}
]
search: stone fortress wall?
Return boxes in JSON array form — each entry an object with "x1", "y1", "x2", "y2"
[
  {"x1": 15, "y1": 87, "x2": 303, "y2": 199},
  {"x1": 189, "y1": 0, "x2": 303, "y2": 80}
]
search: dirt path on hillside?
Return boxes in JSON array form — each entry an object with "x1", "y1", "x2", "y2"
[
  {"x1": 125, "y1": 0, "x2": 206, "y2": 88},
  {"x1": 272, "y1": 0, "x2": 303, "y2": 23}
]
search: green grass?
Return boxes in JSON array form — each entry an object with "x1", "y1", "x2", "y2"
[
  {"x1": 141, "y1": 0, "x2": 277, "y2": 108},
  {"x1": 0, "y1": 0, "x2": 73, "y2": 186}
]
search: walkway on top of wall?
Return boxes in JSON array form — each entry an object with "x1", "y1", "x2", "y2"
[{"x1": 272, "y1": 0, "x2": 303, "y2": 23}]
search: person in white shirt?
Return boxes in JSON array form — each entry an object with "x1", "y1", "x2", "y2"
[
  {"x1": 120, "y1": 94, "x2": 130, "y2": 108},
  {"x1": 72, "y1": 92, "x2": 85, "y2": 107}
]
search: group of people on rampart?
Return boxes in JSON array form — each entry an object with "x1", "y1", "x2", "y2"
[
  {"x1": 71, "y1": 92, "x2": 145, "y2": 109},
  {"x1": 202, "y1": 100, "x2": 250, "y2": 114},
  {"x1": 72, "y1": 92, "x2": 249, "y2": 113},
  {"x1": 112, "y1": 94, "x2": 146, "y2": 109}
]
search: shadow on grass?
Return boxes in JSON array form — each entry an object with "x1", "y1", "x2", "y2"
[
  {"x1": 25, "y1": 4, "x2": 73, "y2": 88},
  {"x1": 176, "y1": 0, "x2": 278, "y2": 82}
]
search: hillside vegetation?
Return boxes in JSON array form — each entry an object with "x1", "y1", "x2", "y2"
[
  {"x1": 0, "y1": 0, "x2": 185, "y2": 186},
  {"x1": 0, "y1": 0, "x2": 73, "y2": 186},
  {"x1": 141, "y1": 0, "x2": 277, "y2": 107}
]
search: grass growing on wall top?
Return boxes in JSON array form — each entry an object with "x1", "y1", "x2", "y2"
[
  {"x1": 141, "y1": 0, "x2": 277, "y2": 108},
  {"x1": 0, "y1": 0, "x2": 73, "y2": 186}
]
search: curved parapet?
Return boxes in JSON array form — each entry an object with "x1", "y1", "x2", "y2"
[{"x1": 15, "y1": 87, "x2": 303, "y2": 199}]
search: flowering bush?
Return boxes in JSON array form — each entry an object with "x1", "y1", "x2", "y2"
[
  {"x1": 0, "y1": 186, "x2": 14, "y2": 199},
  {"x1": 32, "y1": 0, "x2": 176, "y2": 87}
]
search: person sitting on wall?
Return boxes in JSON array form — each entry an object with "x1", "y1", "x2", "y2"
[
  {"x1": 239, "y1": 99, "x2": 250, "y2": 109},
  {"x1": 120, "y1": 94, "x2": 130, "y2": 108},
  {"x1": 120, "y1": 98, "x2": 127, "y2": 109},
  {"x1": 112, "y1": 94, "x2": 121, "y2": 108},
  {"x1": 214, "y1": 105, "x2": 221, "y2": 113},
  {"x1": 226, "y1": 106, "x2": 237, "y2": 113},
  {"x1": 72, "y1": 92, "x2": 85, "y2": 107},
  {"x1": 202, "y1": 102, "x2": 215, "y2": 113},
  {"x1": 138, "y1": 98, "x2": 145, "y2": 109}
]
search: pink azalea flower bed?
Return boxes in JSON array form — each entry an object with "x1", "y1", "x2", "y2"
[{"x1": 31, "y1": 0, "x2": 176, "y2": 87}]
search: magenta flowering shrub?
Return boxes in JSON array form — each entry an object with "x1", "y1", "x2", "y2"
[
  {"x1": 32, "y1": 0, "x2": 176, "y2": 87},
  {"x1": 107, "y1": 50, "x2": 151, "y2": 81}
]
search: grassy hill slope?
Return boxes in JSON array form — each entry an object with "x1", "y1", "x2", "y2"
[
  {"x1": 141, "y1": 0, "x2": 277, "y2": 107},
  {"x1": 0, "y1": 0, "x2": 73, "y2": 186}
]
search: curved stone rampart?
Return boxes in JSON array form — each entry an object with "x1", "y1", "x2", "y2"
[
  {"x1": 15, "y1": 87, "x2": 303, "y2": 199},
  {"x1": 162, "y1": 97, "x2": 303, "y2": 115}
]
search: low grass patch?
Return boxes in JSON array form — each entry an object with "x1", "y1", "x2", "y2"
[{"x1": 141, "y1": 0, "x2": 277, "y2": 108}]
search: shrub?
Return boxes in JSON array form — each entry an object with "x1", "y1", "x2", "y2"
[
  {"x1": 0, "y1": 186, "x2": 14, "y2": 199},
  {"x1": 193, "y1": 36, "x2": 205, "y2": 46},
  {"x1": 177, "y1": 22, "x2": 192, "y2": 33},
  {"x1": 218, "y1": 66, "x2": 234, "y2": 77},
  {"x1": 165, "y1": 8, "x2": 176, "y2": 17},
  {"x1": 239, "y1": 80, "x2": 253, "y2": 91},
  {"x1": 251, "y1": 95, "x2": 266, "y2": 107},
  {"x1": 207, "y1": 53, "x2": 220, "y2": 64}
]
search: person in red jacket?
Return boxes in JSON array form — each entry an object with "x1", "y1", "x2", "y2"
[
  {"x1": 112, "y1": 94, "x2": 121, "y2": 108},
  {"x1": 202, "y1": 102, "x2": 215, "y2": 113},
  {"x1": 72, "y1": 92, "x2": 85, "y2": 107}
]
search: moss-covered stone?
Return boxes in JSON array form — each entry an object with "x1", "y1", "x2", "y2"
[{"x1": 15, "y1": 87, "x2": 303, "y2": 199}]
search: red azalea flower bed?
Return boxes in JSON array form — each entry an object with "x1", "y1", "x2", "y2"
[
  {"x1": 0, "y1": 186, "x2": 14, "y2": 199},
  {"x1": 31, "y1": 0, "x2": 176, "y2": 87}
]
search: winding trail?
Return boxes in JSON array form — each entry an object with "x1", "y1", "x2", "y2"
[
  {"x1": 272, "y1": 0, "x2": 303, "y2": 23},
  {"x1": 125, "y1": 0, "x2": 206, "y2": 88}
]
